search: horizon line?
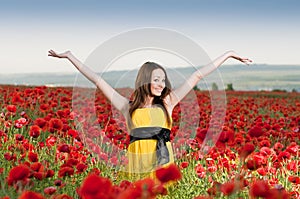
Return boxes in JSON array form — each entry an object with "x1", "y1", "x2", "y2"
[{"x1": 1, "y1": 63, "x2": 299, "y2": 76}]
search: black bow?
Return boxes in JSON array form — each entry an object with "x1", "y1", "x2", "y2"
[{"x1": 130, "y1": 127, "x2": 171, "y2": 165}]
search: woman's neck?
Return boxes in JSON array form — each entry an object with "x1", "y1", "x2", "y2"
[{"x1": 143, "y1": 96, "x2": 154, "y2": 107}]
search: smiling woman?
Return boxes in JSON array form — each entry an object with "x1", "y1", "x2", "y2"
[
  {"x1": 150, "y1": 68, "x2": 166, "y2": 96},
  {"x1": 48, "y1": 49, "x2": 251, "y2": 179}
]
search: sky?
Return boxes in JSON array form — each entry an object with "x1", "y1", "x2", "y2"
[{"x1": 1, "y1": 0, "x2": 300, "y2": 74}]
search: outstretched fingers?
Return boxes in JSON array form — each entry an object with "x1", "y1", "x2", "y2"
[
  {"x1": 48, "y1": 50, "x2": 70, "y2": 58},
  {"x1": 240, "y1": 58, "x2": 252, "y2": 65},
  {"x1": 233, "y1": 55, "x2": 252, "y2": 65},
  {"x1": 48, "y1": 50, "x2": 56, "y2": 57}
]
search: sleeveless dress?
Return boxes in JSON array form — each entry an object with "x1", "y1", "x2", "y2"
[{"x1": 127, "y1": 107, "x2": 174, "y2": 179}]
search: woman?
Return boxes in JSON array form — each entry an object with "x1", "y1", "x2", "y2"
[{"x1": 48, "y1": 49, "x2": 251, "y2": 177}]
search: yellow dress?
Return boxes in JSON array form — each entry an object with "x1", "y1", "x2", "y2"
[{"x1": 127, "y1": 107, "x2": 174, "y2": 179}]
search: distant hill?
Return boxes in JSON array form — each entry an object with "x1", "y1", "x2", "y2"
[{"x1": 0, "y1": 64, "x2": 299, "y2": 91}]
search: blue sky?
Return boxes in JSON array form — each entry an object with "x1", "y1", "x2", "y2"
[{"x1": 1, "y1": 0, "x2": 299, "y2": 74}]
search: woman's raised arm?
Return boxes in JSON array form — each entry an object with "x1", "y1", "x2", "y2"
[
  {"x1": 48, "y1": 50, "x2": 129, "y2": 112},
  {"x1": 167, "y1": 51, "x2": 252, "y2": 109}
]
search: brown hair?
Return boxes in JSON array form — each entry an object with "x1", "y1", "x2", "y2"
[{"x1": 128, "y1": 62, "x2": 172, "y2": 128}]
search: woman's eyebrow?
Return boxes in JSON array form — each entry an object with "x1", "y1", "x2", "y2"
[{"x1": 153, "y1": 75, "x2": 165, "y2": 78}]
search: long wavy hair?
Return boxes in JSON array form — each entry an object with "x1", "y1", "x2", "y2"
[{"x1": 128, "y1": 62, "x2": 172, "y2": 128}]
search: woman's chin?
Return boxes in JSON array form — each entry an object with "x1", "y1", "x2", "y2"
[{"x1": 152, "y1": 92, "x2": 162, "y2": 97}]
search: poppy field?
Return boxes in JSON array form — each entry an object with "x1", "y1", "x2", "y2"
[{"x1": 0, "y1": 84, "x2": 299, "y2": 199}]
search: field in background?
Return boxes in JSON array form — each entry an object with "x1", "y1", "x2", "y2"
[{"x1": 0, "y1": 85, "x2": 299, "y2": 198}]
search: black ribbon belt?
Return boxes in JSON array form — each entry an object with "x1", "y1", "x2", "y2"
[{"x1": 130, "y1": 127, "x2": 171, "y2": 166}]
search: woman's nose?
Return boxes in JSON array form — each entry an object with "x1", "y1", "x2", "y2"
[{"x1": 158, "y1": 81, "x2": 164, "y2": 87}]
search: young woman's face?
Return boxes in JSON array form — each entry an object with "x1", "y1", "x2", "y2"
[{"x1": 150, "y1": 69, "x2": 166, "y2": 96}]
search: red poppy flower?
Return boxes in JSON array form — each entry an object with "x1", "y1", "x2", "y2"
[
  {"x1": 239, "y1": 143, "x2": 255, "y2": 159},
  {"x1": 253, "y1": 153, "x2": 266, "y2": 166},
  {"x1": 29, "y1": 125, "x2": 41, "y2": 138},
  {"x1": 90, "y1": 168, "x2": 101, "y2": 176},
  {"x1": 39, "y1": 103, "x2": 49, "y2": 112},
  {"x1": 180, "y1": 161, "x2": 189, "y2": 169},
  {"x1": 34, "y1": 118, "x2": 48, "y2": 129},
  {"x1": 44, "y1": 186, "x2": 57, "y2": 195},
  {"x1": 46, "y1": 169, "x2": 55, "y2": 178},
  {"x1": 76, "y1": 163, "x2": 88, "y2": 173},
  {"x1": 286, "y1": 142, "x2": 299, "y2": 155},
  {"x1": 116, "y1": 178, "x2": 154, "y2": 199},
  {"x1": 119, "y1": 180, "x2": 132, "y2": 190},
  {"x1": 287, "y1": 160, "x2": 297, "y2": 172},
  {"x1": 235, "y1": 174, "x2": 249, "y2": 189},
  {"x1": 152, "y1": 183, "x2": 168, "y2": 196},
  {"x1": 249, "y1": 125, "x2": 265, "y2": 137},
  {"x1": 234, "y1": 136, "x2": 245, "y2": 146},
  {"x1": 77, "y1": 173, "x2": 112, "y2": 199},
  {"x1": 220, "y1": 181, "x2": 236, "y2": 196},
  {"x1": 18, "y1": 190, "x2": 45, "y2": 199},
  {"x1": 14, "y1": 117, "x2": 27, "y2": 128},
  {"x1": 265, "y1": 188, "x2": 290, "y2": 199},
  {"x1": 48, "y1": 118, "x2": 63, "y2": 132},
  {"x1": 288, "y1": 176, "x2": 300, "y2": 184},
  {"x1": 249, "y1": 180, "x2": 270, "y2": 198},
  {"x1": 28, "y1": 151, "x2": 38, "y2": 162},
  {"x1": 67, "y1": 129, "x2": 79, "y2": 138},
  {"x1": 196, "y1": 128, "x2": 207, "y2": 141},
  {"x1": 33, "y1": 172, "x2": 44, "y2": 180},
  {"x1": 58, "y1": 144, "x2": 70, "y2": 153},
  {"x1": 219, "y1": 158, "x2": 230, "y2": 171},
  {"x1": 195, "y1": 163, "x2": 206, "y2": 178},
  {"x1": 39, "y1": 142, "x2": 45, "y2": 148},
  {"x1": 12, "y1": 92, "x2": 24, "y2": 104},
  {"x1": 54, "y1": 180, "x2": 63, "y2": 186},
  {"x1": 259, "y1": 139, "x2": 271, "y2": 148},
  {"x1": 260, "y1": 147, "x2": 273, "y2": 157},
  {"x1": 56, "y1": 109, "x2": 69, "y2": 118},
  {"x1": 66, "y1": 158, "x2": 78, "y2": 166},
  {"x1": 58, "y1": 166, "x2": 74, "y2": 178},
  {"x1": 246, "y1": 159, "x2": 260, "y2": 171},
  {"x1": 4, "y1": 152, "x2": 11, "y2": 161},
  {"x1": 273, "y1": 142, "x2": 284, "y2": 152},
  {"x1": 256, "y1": 167, "x2": 267, "y2": 176},
  {"x1": 6, "y1": 105, "x2": 17, "y2": 113},
  {"x1": 207, "y1": 165, "x2": 217, "y2": 173},
  {"x1": 46, "y1": 135, "x2": 57, "y2": 146},
  {"x1": 30, "y1": 162, "x2": 42, "y2": 172},
  {"x1": 155, "y1": 163, "x2": 182, "y2": 183},
  {"x1": 207, "y1": 181, "x2": 221, "y2": 196},
  {"x1": 7, "y1": 164, "x2": 30, "y2": 185},
  {"x1": 277, "y1": 151, "x2": 291, "y2": 161},
  {"x1": 217, "y1": 130, "x2": 235, "y2": 143},
  {"x1": 15, "y1": 134, "x2": 24, "y2": 141},
  {"x1": 4, "y1": 152, "x2": 16, "y2": 161},
  {"x1": 133, "y1": 178, "x2": 156, "y2": 197}
]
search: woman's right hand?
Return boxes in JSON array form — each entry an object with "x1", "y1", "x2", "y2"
[
  {"x1": 226, "y1": 50, "x2": 252, "y2": 65},
  {"x1": 48, "y1": 49, "x2": 71, "y2": 59}
]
